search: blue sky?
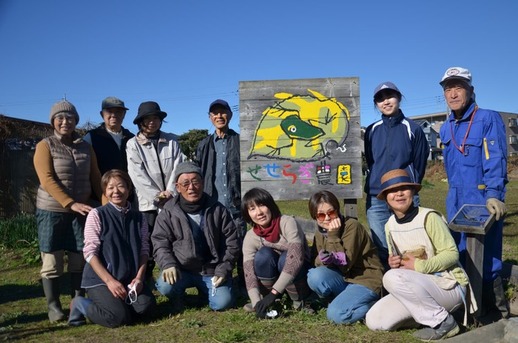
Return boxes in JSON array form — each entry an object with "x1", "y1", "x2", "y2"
[{"x1": 1, "y1": 1, "x2": 517, "y2": 135}]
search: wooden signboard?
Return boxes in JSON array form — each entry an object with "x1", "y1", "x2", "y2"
[{"x1": 239, "y1": 77, "x2": 362, "y2": 201}]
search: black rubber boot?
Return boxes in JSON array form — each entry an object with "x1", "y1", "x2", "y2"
[
  {"x1": 479, "y1": 275, "x2": 510, "y2": 324},
  {"x1": 42, "y1": 277, "x2": 65, "y2": 322},
  {"x1": 70, "y1": 272, "x2": 85, "y2": 298},
  {"x1": 493, "y1": 275, "x2": 510, "y2": 319}
]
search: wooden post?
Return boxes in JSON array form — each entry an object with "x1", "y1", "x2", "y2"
[
  {"x1": 449, "y1": 208, "x2": 495, "y2": 319},
  {"x1": 464, "y1": 233, "x2": 484, "y2": 318},
  {"x1": 343, "y1": 198, "x2": 358, "y2": 219}
]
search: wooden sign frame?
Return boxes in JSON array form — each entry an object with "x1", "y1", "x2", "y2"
[{"x1": 239, "y1": 77, "x2": 362, "y2": 202}]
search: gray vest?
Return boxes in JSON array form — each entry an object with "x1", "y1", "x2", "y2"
[{"x1": 36, "y1": 135, "x2": 92, "y2": 212}]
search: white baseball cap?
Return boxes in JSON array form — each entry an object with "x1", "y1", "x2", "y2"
[{"x1": 440, "y1": 67, "x2": 472, "y2": 87}]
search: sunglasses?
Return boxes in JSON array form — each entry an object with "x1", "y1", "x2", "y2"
[{"x1": 316, "y1": 209, "x2": 338, "y2": 221}]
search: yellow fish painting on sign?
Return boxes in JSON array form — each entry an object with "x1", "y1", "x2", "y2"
[{"x1": 248, "y1": 89, "x2": 350, "y2": 162}]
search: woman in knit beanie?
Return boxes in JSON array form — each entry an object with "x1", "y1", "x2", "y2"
[{"x1": 33, "y1": 100, "x2": 102, "y2": 322}]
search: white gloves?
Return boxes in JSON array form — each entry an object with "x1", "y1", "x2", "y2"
[
  {"x1": 212, "y1": 276, "x2": 226, "y2": 288},
  {"x1": 486, "y1": 198, "x2": 506, "y2": 221},
  {"x1": 162, "y1": 266, "x2": 181, "y2": 285}
]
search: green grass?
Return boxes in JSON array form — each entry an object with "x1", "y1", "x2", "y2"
[
  {"x1": 1, "y1": 179, "x2": 517, "y2": 342},
  {"x1": 0, "y1": 213, "x2": 37, "y2": 248},
  {"x1": 0, "y1": 251, "x2": 419, "y2": 343}
]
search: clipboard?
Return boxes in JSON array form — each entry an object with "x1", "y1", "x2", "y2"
[{"x1": 448, "y1": 204, "x2": 495, "y2": 235}]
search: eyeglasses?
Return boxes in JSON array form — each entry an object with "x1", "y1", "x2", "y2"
[
  {"x1": 54, "y1": 114, "x2": 76, "y2": 123},
  {"x1": 125, "y1": 284, "x2": 138, "y2": 305},
  {"x1": 177, "y1": 179, "x2": 202, "y2": 189},
  {"x1": 316, "y1": 209, "x2": 338, "y2": 221}
]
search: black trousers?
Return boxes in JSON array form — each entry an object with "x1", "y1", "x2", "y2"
[
  {"x1": 142, "y1": 211, "x2": 158, "y2": 279},
  {"x1": 86, "y1": 284, "x2": 156, "y2": 328}
]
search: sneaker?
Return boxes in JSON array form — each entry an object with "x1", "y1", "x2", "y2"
[
  {"x1": 305, "y1": 293, "x2": 330, "y2": 311},
  {"x1": 68, "y1": 296, "x2": 92, "y2": 327},
  {"x1": 292, "y1": 300, "x2": 315, "y2": 315},
  {"x1": 412, "y1": 314, "x2": 460, "y2": 341},
  {"x1": 243, "y1": 303, "x2": 255, "y2": 313}
]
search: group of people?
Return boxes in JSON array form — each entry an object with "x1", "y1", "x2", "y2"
[
  {"x1": 33, "y1": 66, "x2": 508, "y2": 341},
  {"x1": 34, "y1": 97, "x2": 245, "y2": 328}
]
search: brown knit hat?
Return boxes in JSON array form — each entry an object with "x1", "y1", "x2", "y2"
[
  {"x1": 377, "y1": 169, "x2": 422, "y2": 200},
  {"x1": 49, "y1": 100, "x2": 79, "y2": 125}
]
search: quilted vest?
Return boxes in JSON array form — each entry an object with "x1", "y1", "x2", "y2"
[{"x1": 36, "y1": 135, "x2": 92, "y2": 212}]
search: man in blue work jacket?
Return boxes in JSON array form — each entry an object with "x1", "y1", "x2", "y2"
[{"x1": 439, "y1": 66, "x2": 509, "y2": 320}]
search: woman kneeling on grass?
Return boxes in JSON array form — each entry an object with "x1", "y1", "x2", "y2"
[
  {"x1": 365, "y1": 169, "x2": 470, "y2": 341},
  {"x1": 68, "y1": 170, "x2": 156, "y2": 328},
  {"x1": 241, "y1": 187, "x2": 313, "y2": 318},
  {"x1": 307, "y1": 190, "x2": 383, "y2": 324}
]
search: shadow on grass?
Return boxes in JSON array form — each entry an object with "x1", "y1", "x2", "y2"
[
  {"x1": 150, "y1": 286, "x2": 265, "y2": 323},
  {"x1": 0, "y1": 283, "x2": 42, "y2": 305},
  {"x1": 0, "y1": 311, "x2": 48, "y2": 327},
  {"x1": 0, "y1": 324, "x2": 68, "y2": 342}
]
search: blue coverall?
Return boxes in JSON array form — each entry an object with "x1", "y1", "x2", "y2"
[{"x1": 439, "y1": 102, "x2": 508, "y2": 281}]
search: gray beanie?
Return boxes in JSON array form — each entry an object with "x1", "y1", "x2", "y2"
[
  {"x1": 49, "y1": 100, "x2": 79, "y2": 125},
  {"x1": 174, "y1": 162, "x2": 202, "y2": 182}
]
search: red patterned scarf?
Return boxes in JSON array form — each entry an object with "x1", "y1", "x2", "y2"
[{"x1": 253, "y1": 216, "x2": 281, "y2": 243}]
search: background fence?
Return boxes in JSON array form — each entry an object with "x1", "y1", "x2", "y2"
[{"x1": 0, "y1": 115, "x2": 53, "y2": 219}]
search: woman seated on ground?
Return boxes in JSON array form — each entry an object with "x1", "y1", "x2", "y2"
[
  {"x1": 307, "y1": 190, "x2": 383, "y2": 324},
  {"x1": 68, "y1": 169, "x2": 156, "y2": 328},
  {"x1": 241, "y1": 187, "x2": 313, "y2": 318},
  {"x1": 365, "y1": 169, "x2": 470, "y2": 341}
]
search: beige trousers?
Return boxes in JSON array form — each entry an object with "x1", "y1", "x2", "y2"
[
  {"x1": 365, "y1": 269, "x2": 464, "y2": 330},
  {"x1": 40, "y1": 250, "x2": 85, "y2": 278}
]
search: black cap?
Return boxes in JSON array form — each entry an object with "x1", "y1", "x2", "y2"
[{"x1": 133, "y1": 101, "x2": 167, "y2": 125}]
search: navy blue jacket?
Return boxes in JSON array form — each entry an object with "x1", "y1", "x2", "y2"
[
  {"x1": 86, "y1": 124, "x2": 134, "y2": 175},
  {"x1": 364, "y1": 110, "x2": 429, "y2": 197},
  {"x1": 82, "y1": 204, "x2": 143, "y2": 288}
]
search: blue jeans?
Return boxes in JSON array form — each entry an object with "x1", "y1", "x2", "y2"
[
  {"x1": 254, "y1": 246, "x2": 308, "y2": 282},
  {"x1": 156, "y1": 270, "x2": 233, "y2": 311},
  {"x1": 366, "y1": 196, "x2": 391, "y2": 270},
  {"x1": 254, "y1": 246, "x2": 310, "y2": 301},
  {"x1": 307, "y1": 266, "x2": 379, "y2": 324}
]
